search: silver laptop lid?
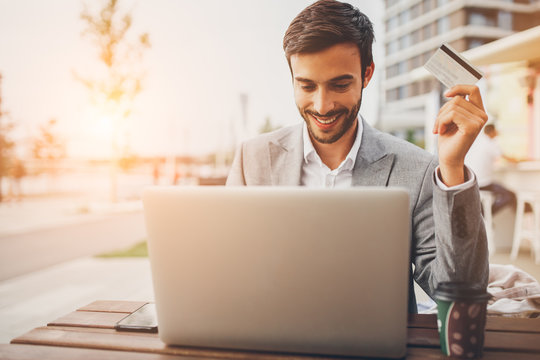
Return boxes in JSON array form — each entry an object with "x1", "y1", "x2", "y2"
[{"x1": 143, "y1": 187, "x2": 410, "y2": 358}]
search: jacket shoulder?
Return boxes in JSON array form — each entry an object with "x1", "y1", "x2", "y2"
[
  {"x1": 373, "y1": 128, "x2": 436, "y2": 165},
  {"x1": 242, "y1": 124, "x2": 302, "y2": 151}
]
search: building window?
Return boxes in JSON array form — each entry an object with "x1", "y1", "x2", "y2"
[
  {"x1": 411, "y1": 29, "x2": 421, "y2": 44},
  {"x1": 423, "y1": 24, "x2": 433, "y2": 39},
  {"x1": 387, "y1": 17, "x2": 399, "y2": 32},
  {"x1": 411, "y1": 81, "x2": 420, "y2": 97},
  {"x1": 423, "y1": 79, "x2": 433, "y2": 94},
  {"x1": 437, "y1": 16, "x2": 450, "y2": 34},
  {"x1": 386, "y1": 88, "x2": 398, "y2": 102},
  {"x1": 399, "y1": 34, "x2": 411, "y2": 50},
  {"x1": 468, "y1": 39, "x2": 484, "y2": 49},
  {"x1": 387, "y1": 40, "x2": 399, "y2": 55},
  {"x1": 498, "y1": 11, "x2": 512, "y2": 30},
  {"x1": 398, "y1": 85, "x2": 408, "y2": 100},
  {"x1": 469, "y1": 12, "x2": 496, "y2": 27},
  {"x1": 386, "y1": 64, "x2": 399, "y2": 78},
  {"x1": 398, "y1": 61, "x2": 408, "y2": 75},
  {"x1": 423, "y1": 0, "x2": 433, "y2": 13},
  {"x1": 399, "y1": 9, "x2": 410, "y2": 25},
  {"x1": 411, "y1": 3, "x2": 422, "y2": 19},
  {"x1": 423, "y1": 51, "x2": 434, "y2": 64},
  {"x1": 410, "y1": 55, "x2": 422, "y2": 70}
]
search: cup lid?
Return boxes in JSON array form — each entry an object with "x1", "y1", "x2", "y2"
[{"x1": 434, "y1": 281, "x2": 491, "y2": 302}]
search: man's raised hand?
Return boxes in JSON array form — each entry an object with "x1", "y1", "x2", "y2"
[{"x1": 433, "y1": 85, "x2": 488, "y2": 187}]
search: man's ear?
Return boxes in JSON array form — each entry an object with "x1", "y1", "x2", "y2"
[{"x1": 363, "y1": 62, "x2": 375, "y2": 88}]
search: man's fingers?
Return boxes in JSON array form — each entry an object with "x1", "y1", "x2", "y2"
[
  {"x1": 436, "y1": 106, "x2": 485, "y2": 135},
  {"x1": 445, "y1": 85, "x2": 485, "y2": 111},
  {"x1": 433, "y1": 89, "x2": 487, "y2": 134},
  {"x1": 439, "y1": 96, "x2": 487, "y2": 120}
]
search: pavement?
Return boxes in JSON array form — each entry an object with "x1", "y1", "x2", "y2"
[
  {"x1": 0, "y1": 256, "x2": 154, "y2": 343},
  {"x1": 0, "y1": 195, "x2": 143, "y2": 236},
  {"x1": 0, "y1": 194, "x2": 151, "y2": 344}
]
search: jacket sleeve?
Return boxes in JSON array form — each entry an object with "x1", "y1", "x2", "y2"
[{"x1": 412, "y1": 159, "x2": 489, "y2": 297}]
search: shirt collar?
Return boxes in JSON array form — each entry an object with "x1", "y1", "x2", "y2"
[{"x1": 302, "y1": 117, "x2": 364, "y2": 171}]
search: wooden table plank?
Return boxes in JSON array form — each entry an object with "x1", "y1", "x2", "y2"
[
  {"x1": 7, "y1": 326, "x2": 408, "y2": 360},
  {"x1": 78, "y1": 300, "x2": 148, "y2": 313},
  {"x1": 405, "y1": 347, "x2": 540, "y2": 359},
  {"x1": 3, "y1": 342, "x2": 538, "y2": 360},
  {"x1": 486, "y1": 316, "x2": 540, "y2": 333},
  {"x1": 48, "y1": 310, "x2": 129, "y2": 329},
  {"x1": 409, "y1": 314, "x2": 540, "y2": 334},
  {"x1": 0, "y1": 344, "x2": 200, "y2": 360},
  {"x1": 9, "y1": 301, "x2": 540, "y2": 359},
  {"x1": 12, "y1": 325, "x2": 540, "y2": 359},
  {"x1": 408, "y1": 327, "x2": 540, "y2": 353}
]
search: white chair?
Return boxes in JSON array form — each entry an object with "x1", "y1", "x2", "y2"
[
  {"x1": 480, "y1": 190, "x2": 495, "y2": 254},
  {"x1": 511, "y1": 191, "x2": 540, "y2": 264}
]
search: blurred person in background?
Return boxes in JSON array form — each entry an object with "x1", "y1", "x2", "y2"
[{"x1": 466, "y1": 124, "x2": 518, "y2": 215}]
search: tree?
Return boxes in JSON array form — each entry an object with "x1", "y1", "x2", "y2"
[
  {"x1": 0, "y1": 73, "x2": 16, "y2": 203},
  {"x1": 32, "y1": 118, "x2": 66, "y2": 174},
  {"x1": 0, "y1": 123, "x2": 15, "y2": 203},
  {"x1": 77, "y1": 0, "x2": 150, "y2": 202}
]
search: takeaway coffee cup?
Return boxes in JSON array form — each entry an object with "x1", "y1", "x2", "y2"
[{"x1": 434, "y1": 282, "x2": 491, "y2": 358}]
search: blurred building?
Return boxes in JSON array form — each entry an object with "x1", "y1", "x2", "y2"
[{"x1": 380, "y1": 0, "x2": 540, "y2": 150}]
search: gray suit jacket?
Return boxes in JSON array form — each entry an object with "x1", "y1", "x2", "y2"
[{"x1": 226, "y1": 120, "x2": 489, "y2": 313}]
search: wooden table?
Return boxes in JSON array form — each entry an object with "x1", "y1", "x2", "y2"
[{"x1": 2, "y1": 300, "x2": 540, "y2": 359}]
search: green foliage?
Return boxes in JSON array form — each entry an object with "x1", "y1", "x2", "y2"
[
  {"x1": 96, "y1": 240, "x2": 148, "y2": 258},
  {"x1": 259, "y1": 117, "x2": 281, "y2": 134},
  {"x1": 405, "y1": 128, "x2": 425, "y2": 149}
]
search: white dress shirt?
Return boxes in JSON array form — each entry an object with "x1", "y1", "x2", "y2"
[
  {"x1": 300, "y1": 118, "x2": 475, "y2": 190},
  {"x1": 301, "y1": 120, "x2": 363, "y2": 188},
  {"x1": 465, "y1": 133, "x2": 501, "y2": 187}
]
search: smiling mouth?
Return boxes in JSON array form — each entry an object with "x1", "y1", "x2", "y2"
[{"x1": 309, "y1": 112, "x2": 342, "y2": 125}]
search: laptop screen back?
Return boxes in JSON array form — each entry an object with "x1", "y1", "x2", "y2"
[{"x1": 143, "y1": 186, "x2": 410, "y2": 358}]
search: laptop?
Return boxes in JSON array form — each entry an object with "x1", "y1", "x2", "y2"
[{"x1": 143, "y1": 186, "x2": 410, "y2": 358}]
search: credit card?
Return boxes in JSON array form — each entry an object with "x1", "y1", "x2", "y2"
[{"x1": 424, "y1": 43, "x2": 483, "y2": 89}]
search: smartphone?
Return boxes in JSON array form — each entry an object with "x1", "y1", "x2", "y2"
[{"x1": 115, "y1": 303, "x2": 158, "y2": 333}]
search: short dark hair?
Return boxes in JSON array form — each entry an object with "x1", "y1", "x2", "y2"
[
  {"x1": 484, "y1": 124, "x2": 496, "y2": 135},
  {"x1": 283, "y1": 0, "x2": 374, "y2": 78}
]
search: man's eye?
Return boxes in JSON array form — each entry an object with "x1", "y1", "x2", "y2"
[
  {"x1": 301, "y1": 84, "x2": 316, "y2": 91},
  {"x1": 332, "y1": 83, "x2": 351, "y2": 91}
]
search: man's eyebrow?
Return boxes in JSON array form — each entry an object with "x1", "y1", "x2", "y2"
[
  {"x1": 294, "y1": 75, "x2": 354, "y2": 83},
  {"x1": 294, "y1": 77, "x2": 314, "y2": 83},
  {"x1": 328, "y1": 75, "x2": 354, "y2": 82}
]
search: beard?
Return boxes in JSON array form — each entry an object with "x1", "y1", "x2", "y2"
[{"x1": 300, "y1": 96, "x2": 362, "y2": 145}]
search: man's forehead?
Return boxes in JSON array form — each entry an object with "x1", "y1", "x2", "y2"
[{"x1": 290, "y1": 43, "x2": 362, "y2": 81}]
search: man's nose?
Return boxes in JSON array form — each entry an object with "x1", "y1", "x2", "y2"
[{"x1": 312, "y1": 89, "x2": 334, "y2": 115}]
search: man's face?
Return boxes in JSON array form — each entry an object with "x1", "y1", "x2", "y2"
[{"x1": 290, "y1": 42, "x2": 373, "y2": 145}]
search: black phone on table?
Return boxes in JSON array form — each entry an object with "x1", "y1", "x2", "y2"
[{"x1": 115, "y1": 303, "x2": 158, "y2": 333}]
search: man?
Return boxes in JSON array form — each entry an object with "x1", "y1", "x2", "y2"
[
  {"x1": 466, "y1": 124, "x2": 518, "y2": 215},
  {"x1": 227, "y1": 0, "x2": 488, "y2": 313}
]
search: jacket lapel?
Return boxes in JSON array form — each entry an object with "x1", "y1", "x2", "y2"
[
  {"x1": 352, "y1": 119, "x2": 395, "y2": 186},
  {"x1": 266, "y1": 121, "x2": 394, "y2": 186},
  {"x1": 269, "y1": 124, "x2": 304, "y2": 185}
]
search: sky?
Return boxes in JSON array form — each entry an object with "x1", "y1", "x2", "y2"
[{"x1": 0, "y1": 0, "x2": 384, "y2": 158}]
